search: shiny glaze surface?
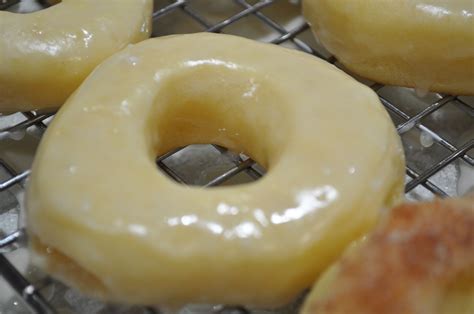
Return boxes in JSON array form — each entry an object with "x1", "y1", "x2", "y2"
[
  {"x1": 27, "y1": 33, "x2": 405, "y2": 307},
  {"x1": 303, "y1": 0, "x2": 474, "y2": 95},
  {"x1": 301, "y1": 198, "x2": 474, "y2": 314},
  {"x1": 0, "y1": 0, "x2": 152, "y2": 112}
]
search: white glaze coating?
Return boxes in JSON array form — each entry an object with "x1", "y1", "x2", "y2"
[
  {"x1": 303, "y1": 0, "x2": 474, "y2": 95},
  {"x1": 26, "y1": 33, "x2": 405, "y2": 307},
  {"x1": 0, "y1": 0, "x2": 152, "y2": 112}
]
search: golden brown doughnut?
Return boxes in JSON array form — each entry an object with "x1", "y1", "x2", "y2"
[{"x1": 301, "y1": 197, "x2": 474, "y2": 314}]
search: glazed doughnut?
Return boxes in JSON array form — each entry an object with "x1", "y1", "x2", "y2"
[
  {"x1": 26, "y1": 33, "x2": 405, "y2": 307},
  {"x1": 303, "y1": 0, "x2": 474, "y2": 95},
  {"x1": 0, "y1": 0, "x2": 152, "y2": 113},
  {"x1": 301, "y1": 197, "x2": 474, "y2": 314}
]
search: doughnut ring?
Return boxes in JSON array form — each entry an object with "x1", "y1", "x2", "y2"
[
  {"x1": 303, "y1": 0, "x2": 474, "y2": 95},
  {"x1": 26, "y1": 33, "x2": 405, "y2": 307},
  {"x1": 0, "y1": 0, "x2": 152, "y2": 113}
]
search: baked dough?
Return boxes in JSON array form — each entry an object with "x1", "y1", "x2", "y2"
[
  {"x1": 0, "y1": 0, "x2": 152, "y2": 113},
  {"x1": 26, "y1": 33, "x2": 405, "y2": 307},
  {"x1": 303, "y1": 0, "x2": 474, "y2": 95},
  {"x1": 301, "y1": 197, "x2": 474, "y2": 314}
]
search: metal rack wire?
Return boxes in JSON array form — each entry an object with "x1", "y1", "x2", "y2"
[{"x1": 0, "y1": 0, "x2": 473, "y2": 313}]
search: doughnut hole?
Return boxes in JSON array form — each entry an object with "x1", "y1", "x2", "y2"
[
  {"x1": 149, "y1": 65, "x2": 292, "y2": 184},
  {"x1": 157, "y1": 145, "x2": 266, "y2": 186}
]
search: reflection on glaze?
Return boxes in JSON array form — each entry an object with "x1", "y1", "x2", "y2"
[
  {"x1": 271, "y1": 185, "x2": 338, "y2": 225},
  {"x1": 66, "y1": 33, "x2": 77, "y2": 40},
  {"x1": 119, "y1": 100, "x2": 131, "y2": 116},
  {"x1": 225, "y1": 221, "x2": 261, "y2": 239},
  {"x1": 128, "y1": 224, "x2": 148, "y2": 236},
  {"x1": 140, "y1": 21, "x2": 149, "y2": 33},
  {"x1": 128, "y1": 55, "x2": 140, "y2": 66},
  {"x1": 243, "y1": 78, "x2": 259, "y2": 98},
  {"x1": 119, "y1": 53, "x2": 141, "y2": 66},
  {"x1": 217, "y1": 202, "x2": 240, "y2": 215},
  {"x1": 163, "y1": 186, "x2": 338, "y2": 239},
  {"x1": 253, "y1": 208, "x2": 269, "y2": 227},
  {"x1": 414, "y1": 1, "x2": 473, "y2": 17},
  {"x1": 68, "y1": 165, "x2": 77, "y2": 174},
  {"x1": 166, "y1": 213, "x2": 262, "y2": 239},
  {"x1": 462, "y1": 10, "x2": 473, "y2": 17},
  {"x1": 82, "y1": 105, "x2": 104, "y2": 113},
  {"x1": 415, "y1": 4, "x2": 452, "y2": 17},
  {"x1": 183, "y1": 59, "x2": 240, "y2": 70},
  {"x1": 166, "y1": 215, "x2": 224, "y2": 235},
  {"x1": 18, "y1": 28, "x2": 87, "y2": 57},
  {"x1": 414, "y1": 0, "x2": 474, "y2": 17},
  {"x1": 153, "y1": 72, "x2": 162, "y2": 82},
  {"x1": 24, "y1": 40, "x2": 61, "y2": 56},
  {"x1": 81, "y1": 29, "x2": 93, "y2": 47}
]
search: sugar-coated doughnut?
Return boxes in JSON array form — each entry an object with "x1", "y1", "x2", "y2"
[
  {"x1": 26, "y1": 33, "x2": 405, "y2": 307},
  {"x1": 0, "y1": 0, "x2": 152, "y2": 113},
  {"x1": 303, "y1": 0, "x2": 474, "y2": 95},
  {"x1": 301, "y1": 197, "x2": 474, "y2": 314}
]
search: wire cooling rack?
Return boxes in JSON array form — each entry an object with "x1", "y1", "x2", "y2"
[{"x1": 1, "y1": 0, "x2": 473, "y2": 313}]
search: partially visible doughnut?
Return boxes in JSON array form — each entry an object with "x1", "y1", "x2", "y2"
[
  {"x1": 303, "y1": 0, "x2": 474, "y2": 95},
  {"x1": 0, "y1": 0, "x2": 152, "y2": 113},
  {"x1": 26, "y1": 33, "x2": 405, "y2": 307},
  {"x1": 301, "y1": 197, "x2": 474, "y2": 314}
]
